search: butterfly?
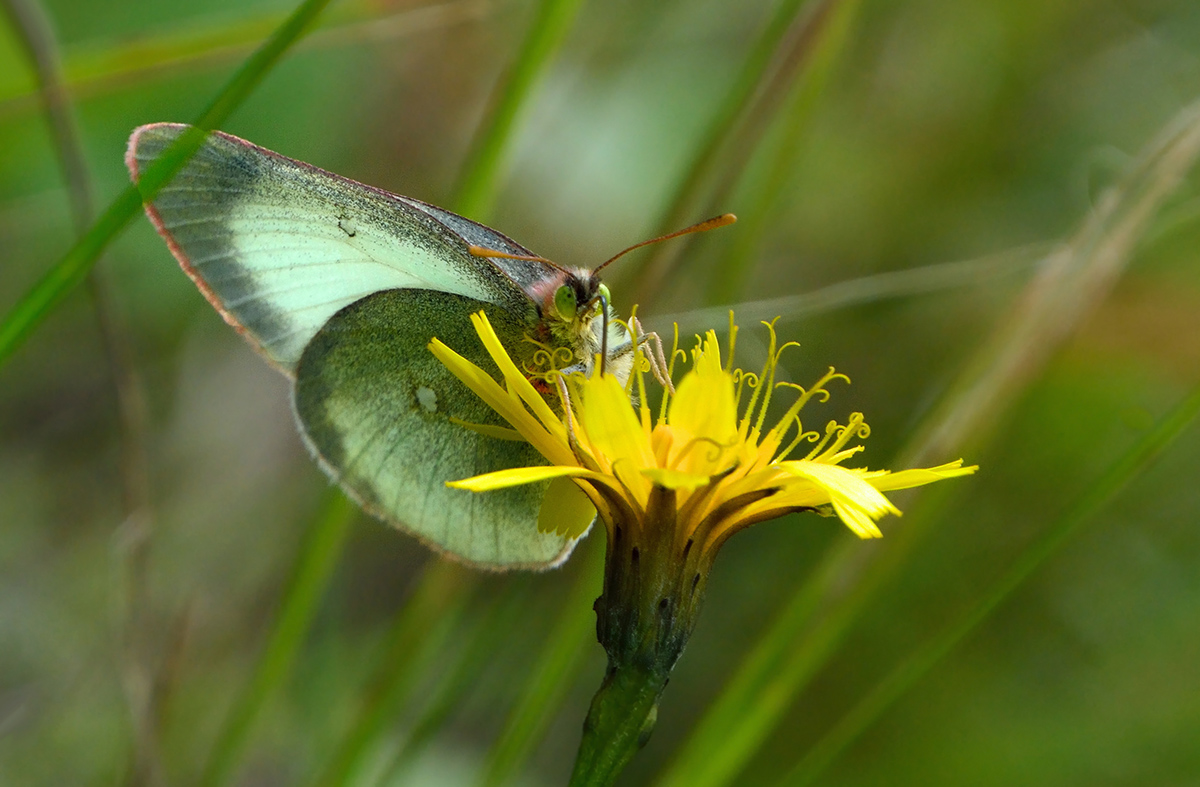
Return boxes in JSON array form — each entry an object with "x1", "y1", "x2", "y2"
[{"x1": 126, "y1": 123, "x2": 732, "y2": 570}]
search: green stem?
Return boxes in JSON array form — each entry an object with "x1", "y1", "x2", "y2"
[
  {"x1": 570, "y1": 487, "x2": 713, "y2": 786},
  {"x1": 569, "y1": 662, "x2": 668, "y2": 787}
]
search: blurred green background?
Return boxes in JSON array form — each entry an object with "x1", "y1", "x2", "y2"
[{"x1": 2, "y1": 0, "x2": 1200, "y2": 785}]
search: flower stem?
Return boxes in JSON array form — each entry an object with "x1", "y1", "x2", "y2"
[
  {"x1": 569, "y1": 486, "x2": 712, "y2": 786},
  {"x1": 568, "y1": 661, "x2": 668, "y2": 787}
]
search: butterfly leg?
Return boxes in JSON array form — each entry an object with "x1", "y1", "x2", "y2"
[{"x1": 630, "y1": 318, "x2": 675, "y2": 395}]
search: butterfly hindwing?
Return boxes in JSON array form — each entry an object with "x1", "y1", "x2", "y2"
[
  {"x1": 126, "y1": 123, "x2": 532, "y2": 374},
  {"x1": 294, "y1": 288, "x2": 580, "y2": 569}
]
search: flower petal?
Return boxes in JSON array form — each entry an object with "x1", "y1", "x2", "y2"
[
  {"x1": 580, "y1": 373, "x2": 656, "y2": 470},
  {"x1": 538, "y1": 476, "x2": 597, "y2": 537},
  {"x1": 447, "y1": 464, "x2": 609, "y2": 492},
  {"x1": 669, "y1": 334, "x2": 737, "y2": 448},
  {"x1": 470, "y1": 312, "x2": 564, "y2": 435},
  {"x1": 429, "y1": 332, "x2": 574, "y2": 466},
  {"x1": 866, "y1": 460, "x2": 978, "y2": 492},
  {"x1": 777, "y1": 460, "x2": 899, "y2": 538}
]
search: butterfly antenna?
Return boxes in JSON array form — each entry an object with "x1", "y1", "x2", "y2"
[
  {"x1": 468, "y1": 245, "x2": 568, "y2": 272},
  {"x1": 592, "y1": 213, "x2": 736, "y2": 274}
]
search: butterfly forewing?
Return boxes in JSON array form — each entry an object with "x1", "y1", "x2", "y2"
[{"x1": 126, "y1": 123, "x2": 530, "y2": 373}]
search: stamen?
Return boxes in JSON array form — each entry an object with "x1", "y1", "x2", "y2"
[
  {"x1": 524, "y1": 343, "x2": 576, "y2": 379},
  {"x1": 674, "y1": 434, "x2": 735, "y2": 469},
  {"x1": 759, "y1": 367, "x2": 852, "y2": 458},
  {"x1": 627, "y1": 314, "x2": 652, "y2": 434},
  {"x1": 808, "y1": 413, "x2": 869, "y2": 461},
  {"x1": 732, "y1": 369, "x2": 748, "y2": 417},
  {"x1": 658, "y1": 323, "x2": 683, "y2": 424},
  {"x1": 742, "y1": 319, "x2": 778, "y2": 436},
  {"x1": 753, "y1": 328, "x2": 800, "y2": 436},
  {"x1": 803, "y1": 420, "x2": 840, "y2": 460},
  {"x1": 776, "y1": 416, "x2": 821, "y2": 461},
  {"x1": 725, "y1": 311, "x2": 738, "y2": 374}
]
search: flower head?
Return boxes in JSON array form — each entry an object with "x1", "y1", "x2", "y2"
[{"x1": 429, "y1": 312, "x2": 975, "y2": 557}]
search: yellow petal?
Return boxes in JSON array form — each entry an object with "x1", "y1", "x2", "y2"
[
  {"x1": 538, "y1": 477, "x2": 597, "y2": 537},
  {"x1": 470, "y1": 312, "x2": 563, "y2": 436},
  {"x1": 447, "y1": 464, "x2": 608, "y2": 492},
  {"x1": 429, "y1": 335, "x2": 573, "y2": 466},
  {"x1": 829, "y1": 497, "x2": 884, "y2": 539},
  {"x1": 866, "y1": 461, "x2": 978, "y2": 492},
  {"x1": 778, "y1": 460, "x2": 899, "y2": 538},
  {"x1": 448, "y1": 418, "x2": 525, "y2": 441},
  {"x1": 580, "y1": 373, "x2": 656, "y2": 469},
  {"x1": 669, "y1": 344, "x2": 738, "y2": 447}
]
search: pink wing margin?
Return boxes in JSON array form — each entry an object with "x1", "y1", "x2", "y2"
[{"x1": 125, "y1": 123, "x2": 295, "y2": 377}]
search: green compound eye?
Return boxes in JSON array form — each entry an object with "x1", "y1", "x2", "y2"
[
  {"x1": 597, "y1": 282, "x2": 611, "y2": 306},
  {"x1": 554, "y1": 284, "x2": 577, "y2": 320}
]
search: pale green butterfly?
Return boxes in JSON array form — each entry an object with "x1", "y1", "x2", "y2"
[{"x1": 127, "y1": 123, "x2": 732, "y2": 570}]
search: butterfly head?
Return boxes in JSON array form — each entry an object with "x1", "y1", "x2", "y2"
[
  {"x1": 535, "y1": 268, "x2": 612, "y2": 359},
  {"x1": 548, "y1": 269, "x2": 610, "y2": 325}
]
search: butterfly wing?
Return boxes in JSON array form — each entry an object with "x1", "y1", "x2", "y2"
[
  {"x1": 126, "y1": 123, "x2": 533, "y2": 374},
  {"x1": 295, "y1": 289, "x2": 582, "y2": 568},
  {"x1": 129, "y1": 124, "x2": 589, "y2": 569}
]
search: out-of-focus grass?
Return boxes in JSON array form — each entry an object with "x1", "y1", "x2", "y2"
[
  {"x1": 3, "y1": 1, "x2": 1200, "y2": 786},
  {"x1": 0, "y1": 0, "x2": 491, "y2": 114},
  {"x1": 0, "y1": 0, "x2": 336, "y2": 366},
  {"x1": 782, "y1": 373, "x2": 1200, "y2": 786}
]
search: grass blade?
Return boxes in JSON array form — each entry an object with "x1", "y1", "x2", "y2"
[
  {"x1": 2, "y1": 1, "x2": 162, "y2": 780},
  {"x1": 0, "y1": 0, "x2": 490, "y2": 115},
  {"x1": 782, "y1": 379, "x2": 1200, "y2": 786},
  {"x1": 2, "y1": 0, "x2": 93, "y2": 227},
  {"x1": 703, "y1": 0, "x2": 861, "y2": 304},
  {"x1": 625, "y1": 0, "x2": 845, "y2": 305},
  {"x1": 378, "y1": 581, "x2": 535, "y2": 782},
  {"x1": 451, "y1": 0, "x2": 587, "y2": 220},
  {"x1": 653, "y1": 242, "x2": 1046, "y2": 335},
  {"x1": 0, "y1": 0, "x2": 335, "y2": 370},
  {"x1": 312, "y1": 561, "x2": 475, "y2": 787},
  {"x1": 652, "y1": 93, "x2": 1200, "y2": 787},
  {"x1": 477, "y1": 544, "x2": 601, "y2": 787},
  {"x1": 200, "y1": 492, "x2": 357, "y2": 787}
]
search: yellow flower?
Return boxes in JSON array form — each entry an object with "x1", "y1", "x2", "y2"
[
  {"x1": 430, "y1": 311, "x2": 978, "y2": 785},
  {"x1": 429, "y1": 312, "x2": 975, "y2": 550}
]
